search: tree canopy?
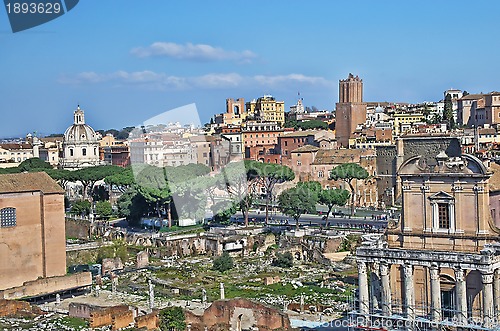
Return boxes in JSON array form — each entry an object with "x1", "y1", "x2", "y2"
[
  {"x1": 278, "y1": 183, "x2": 318, "y2": 229},
  {"x1": 18, "y1": 158, "x2": 52, "y2": 171},
  {"x1": 218, "y1": 160, "x2": 261, "y2": 227},
  {"x1": 319, "y1": 188, "x2": 350, "y2": 225},
  {"x1": 250, "y1": 162, "x2": 295, "y2": 225},
  {"x1": 443, "y1": 93, "x2": 455, "y2": 130},
  {"x1": 329, "y1": 163, "x2": 369, "y2": 216}
]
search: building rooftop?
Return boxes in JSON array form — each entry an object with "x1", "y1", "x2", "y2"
[
  {"x1": 459, "y1": 94, "x2": 484, "y2": 100},
  {"x1": 312, "y1": 148, "x2": 375, "y2": 165},
  {"x1": 0, "y1": 172, "x2": 64, "y2": 194},
  {"x1": 0, "y1": 143, "x2": 32, "y2": 150},
  {"x1": 291, "y1": 145, "x2": 320, "y2": 153},
  {"x1": 281, "y1": 130, "x2": 317, "y2": 138}
]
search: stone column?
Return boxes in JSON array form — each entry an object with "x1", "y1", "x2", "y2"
[
  {"x1": 379, "y1": 262, "x2": 392, "y2": 317},
  {"x1": 429, "y1": 265, "x2": 441, "y2": 322},
  {"x1": 220, "y1": 282, "x2": 225, "y2": 300},
  {"x1": 370, "y1": 262, "x2": 380, "y2": 312},
  {"x1": 403, "y1": 264, "x2": 415, "y2": 320},
  {"x1": 481, "y1": 272, "x2": 494, "y2": 328},
  {"x1": 148, "y1": 280, "x2": 155, "y2": 310},
  {"x1": 358, "y1": 261, "x2": 370, "y2": 316},
  {"x1": 454, "y1": 268, "x2": 467, "y2": 325},
  {"x1": 494, "y1": 269, "x2": 500, "y2": 320},
  {"x1": 202, "y1": 288, "x2": 207, "y2": 305}
]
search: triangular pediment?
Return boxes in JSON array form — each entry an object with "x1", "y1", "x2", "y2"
[{"x1": 428, "y1": 191, "x2": 454, "y2": 200}]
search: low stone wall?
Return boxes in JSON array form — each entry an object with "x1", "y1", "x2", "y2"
[
  {"x1": 0, "y1": 272, "x2": 92, "y2": 300},
  {"x1": 135, "y1": 311, "x2": 159, "y2": 330},
  {"x1": 89, "y1": 305, "x2": 130, "y2": 328}
]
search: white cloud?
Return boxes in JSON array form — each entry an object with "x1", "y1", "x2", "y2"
[
  {"x1": 253, "y1": 74, "x2": 331, "y2": 87},
  {"x1": 59, "y1": 71, "x2": 331, "y2": 90},
  {"x1": 131, "y1": 42, "x2": 257, "y2": 63},
  {"x1": 59, "y1": 70, "x2": 187, "y2": 90},
  {"x1": 193, "y1": 73, "x2": 243, "y2": 88}
]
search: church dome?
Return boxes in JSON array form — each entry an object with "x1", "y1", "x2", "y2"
[{"x1": 63, "y1": 106, "x2": 99, "y2": 143}]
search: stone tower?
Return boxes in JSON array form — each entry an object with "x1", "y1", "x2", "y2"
[{"x1": 335, "y1": 73, "x2": 367, "y2": 147}]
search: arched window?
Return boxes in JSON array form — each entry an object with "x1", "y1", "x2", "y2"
[
  {"x1": 70, "y1": 148, "x2": 74, "y2": 157},
  {"x1": 0, "y1": 207, "x2": 16, "y2": 227}
]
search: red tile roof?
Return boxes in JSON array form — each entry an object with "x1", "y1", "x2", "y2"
[{"x1": 0, "y1": 172, "x2": 64, "y2": 194}]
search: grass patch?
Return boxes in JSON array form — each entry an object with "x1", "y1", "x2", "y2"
[{"x1": 59, "y1": 316, "x2": 89, "y2": 329}]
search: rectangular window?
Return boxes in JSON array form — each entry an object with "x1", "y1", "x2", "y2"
[
  {"x1": 438, "y1": 203, "x2": 450, "y2": 229},
  {"x1": 0, "y1": 208, "x2": 16, "y2": 227}
]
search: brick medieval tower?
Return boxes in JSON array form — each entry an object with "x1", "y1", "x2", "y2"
[{"x1": 335, "y1": 74, "x2": 367, "y2": 147}]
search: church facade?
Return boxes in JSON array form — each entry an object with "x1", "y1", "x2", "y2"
[
  {"x1": 356, "y1": 152, "x2": 500, "y2": 329},
  {"x1": 60, "y1": 106, "x2": 103, "y2": 169}
]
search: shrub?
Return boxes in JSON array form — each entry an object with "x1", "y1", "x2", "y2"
[
  {"x1": 272, "y1": 252, "x2": 293, "y2": 268},
  {"x1": 159, "y1": 306, "x2": 186, "y2": 331},
  {"x1": 213, "y1": 251, "x2": 234, "y2": 272},
  {"x1": 70, "y1": 200, "x2": 91, "y2": 216}
]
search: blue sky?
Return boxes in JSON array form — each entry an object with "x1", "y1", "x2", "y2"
[{"x1": 1, "y1": 0, "x2": 500, "y2": 137}]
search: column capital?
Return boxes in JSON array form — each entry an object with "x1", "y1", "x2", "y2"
[
  {"x1": 380, "y1": 262, "x2": 390, "y2": 276},
  {"x1": 357, "y1": 261, "x2": 367, "y2": 274},
  {"x1": 481, "y1": 272, "x2": 494, "y2": 284},
  {"x1": 454, "y1": 268, "x2": 466, "y2": 282},
  {"x1": 403, "y1": 263, "x2": 413, "y2": 277},
  {"x1": 429, "y1": 265, "x2": 440, "y2": 281}
]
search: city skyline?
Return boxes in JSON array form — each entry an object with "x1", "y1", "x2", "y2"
[{"x1": 1, "y1": 0, "x2": 500, "y2": 137}]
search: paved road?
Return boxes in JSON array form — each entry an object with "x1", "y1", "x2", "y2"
[{"x1": 232, "y1": 211, "x2": 389, "y2": 229}]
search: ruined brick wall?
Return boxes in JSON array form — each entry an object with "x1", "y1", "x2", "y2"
[
  {"x1": 112, "y1": 310, "x2": 134, "y2": 330},
  {"x1": 151, "y1": 236, "x2": 208, "y2": 258},
  {"x1": 0, "y1": 300, "x2": 32, "y2": 317},
  {"x1": 136, "y1": 250, "x2": 149, "y2": 269},
  {"x1": 264, "y1": 276, "x2": 280, "y2": 286},
  {"x1": 101, "y1": 257, "x2": 124, "y2": 275},
  {"x1": 323, "y1": 237, "x2": 343, "y2": 253},
  {"x1": 69, "y1": 303, "x2": 101, "y2": 319},
  {"x1": 65, "y1": 218, "x2": 91, "y2": 240},
  {"x1": 135, "y1": 311, "x2": 159, "y2": 330},
  {"x1": 89, "y1": 305, "x2": 130, "y2": 328},
  {"x1": 186, "y1": 298, "x2": 291, "y2": 331}
]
